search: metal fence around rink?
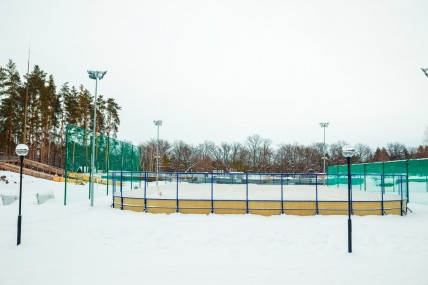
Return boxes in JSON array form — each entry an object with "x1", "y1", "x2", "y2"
[{"x1": 111, "y1": 172, "x2": 408, "y2": 216}]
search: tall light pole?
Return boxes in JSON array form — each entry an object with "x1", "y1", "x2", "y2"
[
  {"x1": 422, "y1": 68, "x2": 428, "y2": 77},
  {"x1": 319, "y1": 122, "x2": 329, "y2": 186},
  {"x1": 153, "y1": 120, "x2": 162, "y2": 186},
  {"x1": 342, "y1": 145, "x2": 355, "y2": 253},
  {"x1": 87, "y1": 70, "x2": 107, "y2": 207},
  {"x1": 16, "y1": 144, "x2": 29, "y2": 245}
]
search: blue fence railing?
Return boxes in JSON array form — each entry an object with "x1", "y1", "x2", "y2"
[{"x1": 111, "y1": 172, "x2": 408, "y2": 212}]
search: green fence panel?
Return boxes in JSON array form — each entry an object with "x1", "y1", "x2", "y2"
[
  {"x1": 65, "y1": 124, "x2": 141, "y2": 175},
  {"x1": 328, "y1": 158, "x2": 428, "y2": 205}
]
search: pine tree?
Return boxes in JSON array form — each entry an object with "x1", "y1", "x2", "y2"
[
  {"x1": 77, "y1": 85, "x2": 93, "y2": 130},
  {"x1": 64, "y1": 85, "x2": 80, "y2": 126},
  {"x1": 105, "y1": 97, "x2": 121, "y2": 138},
  {"x1": 0, "y1": 60, "x2": 22, "y2": 155},
  {"x1": 95, "y1": 94, "x2": 106, "y2": 134},
  {"x1": 372, "y1": 147, "x2": 390, "y2": 162}
]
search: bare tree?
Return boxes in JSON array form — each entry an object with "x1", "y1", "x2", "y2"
[
  {"x1": 170, "y1": 140, "x2": 195, "y2": 171},
  {"x1": 329, "y1": 140, "x2": 348, "y2": 166},
  {"x1": 354, "y1": 143, "x2": 373, "y2": 163},
  {"x1": 219, "y1": 142, "x2": 232, "y2": 172},
  {"x1": 259, "y1": 138, "x2": 273, "y2": 172},
  {"x1": 246, "y1": 134, "x2": 263, "y2": 171},
  {"x1": 386, "y1": 143, "x2": 409, "y2": 160}
]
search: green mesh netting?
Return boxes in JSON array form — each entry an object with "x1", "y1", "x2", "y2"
[
  {"x1": 328, "y1": 159, "x2": 428, "y2": 205},
  {"x1": 65, "y1": 124, "x2": 141, "y2": 174}
]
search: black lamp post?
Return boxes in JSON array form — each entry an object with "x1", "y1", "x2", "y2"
[
  {"x1": 342, "y1": 145, "x2": 355, "y2": 253},
  {"x1": 16, "y1": 143, "x2": 29, "y2": 245}
]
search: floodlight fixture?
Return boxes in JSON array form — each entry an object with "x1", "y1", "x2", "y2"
[
  {"x1": 87, "y1": 70, "x2": 107, "y2": 80},
  {"x1": 421, "y1": 68, "x2": 428, "y2": 77}
]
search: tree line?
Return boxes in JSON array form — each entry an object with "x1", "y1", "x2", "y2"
[
  {"x1": 2, "y1": 59, "x2": 427, "y2": 173},
  {"x1": 0, "y1": 59, "x2": 121, "y2": 167},
  {"x1": 140, "y1": 135, "x2": 428, "y2": 173}
]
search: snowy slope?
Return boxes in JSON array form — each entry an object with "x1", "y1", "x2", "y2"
[{"x1": 1, "y1": 171, "x2": 427, "y2": 285}]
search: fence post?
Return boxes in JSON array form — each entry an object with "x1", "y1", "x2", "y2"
[
  {"x1": 211, "y1": 172, "x2": 214, "y2": 214},
  {"x1": 406, "y1": 160, "x2": 410, "y2": 203},
  {"x1": 130, "y1": 146, "x2": 133, "y2": 190},
  {"x1": 111, "y1": 171, "x2": 115, "y2": 208},
  {"x1": 400, "y1": 175, "x2": 403, "y2": 216},
  {"x1": 337, "y1": 171, "x2": 339, "y2": 188},
  {"x1": 281, "y1": 174, "x2": 284, "y2": 214},
  {"x1": 176, "y1": 172, "x2": 179, "y2": 213},
  {"x1": 381, "y1": 174, "x2": 384, "y2": 215},
  {"x1": 246, "y1": 172, "x2": 249, "y2": 214},
  {"x1": 315, "y1": 174, "x2": 319, "y2": 215},
  {"x1": 64, "y1": 125, "x2": 69, "y2": 206},
  {"x1": 350, "y1": 173, "x2": 353, "y2": 215},
  {"x1": 144, "y1": 172, "x2": 147, "y2": 212},
  {"x1": 120, "y1": 170, "x2": 123, "y2": 210},
  {"x1": 364, "y1": 164, "x2": 367, "y2": 191}
]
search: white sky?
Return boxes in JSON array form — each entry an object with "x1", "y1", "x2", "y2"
[{"x1": 1, "y1": 0, "x2": 428, "y2": 148}]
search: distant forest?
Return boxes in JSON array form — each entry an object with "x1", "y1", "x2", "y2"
[
  {"x1": 0, "y1": 60, "x2": 121, "y2": 166},
  {"x1": 140, "y1": 136, "x2": 428, "y2": 173}
]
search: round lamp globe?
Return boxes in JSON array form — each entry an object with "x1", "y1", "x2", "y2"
[
  {"x1": 15, "y1": 144, "x2": 29, "y2": 157},
  {"x1": 342, "y1": 146, "x2": 355, "y2": 158}
]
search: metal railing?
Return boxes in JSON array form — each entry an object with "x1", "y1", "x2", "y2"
[{"x1": 111, "y1": 172, "x2": 408, "y2": 216}]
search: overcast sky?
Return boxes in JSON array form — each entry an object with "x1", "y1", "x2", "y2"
[{"x1": 1, "y1": 0, "x2": 428, "y2": 148}]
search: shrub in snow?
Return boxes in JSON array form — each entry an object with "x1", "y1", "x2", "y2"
[
  {"x1": 36, "y1": 193, "x2": 55, "y2": 205},
  {"x1": 1, "y1": 194, "x2": 18, "y2": 205}
]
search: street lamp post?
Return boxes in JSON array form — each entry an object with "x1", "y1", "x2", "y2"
[
  {"x1": 16, "y1": 144, "x2": 29, "y2": 245},
  {"x1": 153, "y1": 120, "x2": 162, "y2": 186},
  {"x1": 87, "y1": 70, "x2": 107, "y2": 207},
  {"x1": 342, "y1": 145, "x2": 355, "y2": 253},
  {"x1": 319, "y1": 122, "x2": 329, "y2": 186}
]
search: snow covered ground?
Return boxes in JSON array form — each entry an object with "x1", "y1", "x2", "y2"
[{"x1": 1, "y1": 170, "x2": 428, "y2": 285}]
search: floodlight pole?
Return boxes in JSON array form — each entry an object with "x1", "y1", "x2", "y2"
[
  {"x1": 154, "y1": 120, "x2": 162, "y2": 186},
  {"x1": 421, "y1": 68, "x2": 428, "y2": 78},
  {"x1": 319, "y1": 122, "x2": 329, "y2": 186},
  {"x1": 87, "y1": 70, "x2": 107, "y2": 207}
]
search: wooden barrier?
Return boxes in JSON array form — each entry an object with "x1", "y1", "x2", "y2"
[
  {"x1": 214, "y1": 201, "x2": 247, "y2": 215},
  {"x1": 283, "y1": 201, "x2": 316, "y2": 216},
  {"x1": 248, "y1": 201, "x2": 282, "y2": 216},
  {"x1": 112, "y1": 196, "x2": 405, "y2": 216},
  {"x1": 179, "y1": 200, "x2": 212, "y2": 214}
]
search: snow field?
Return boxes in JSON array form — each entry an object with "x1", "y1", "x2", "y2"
[{"x1": 1, "y1": 171, "x2": 428, "y2": 285}]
